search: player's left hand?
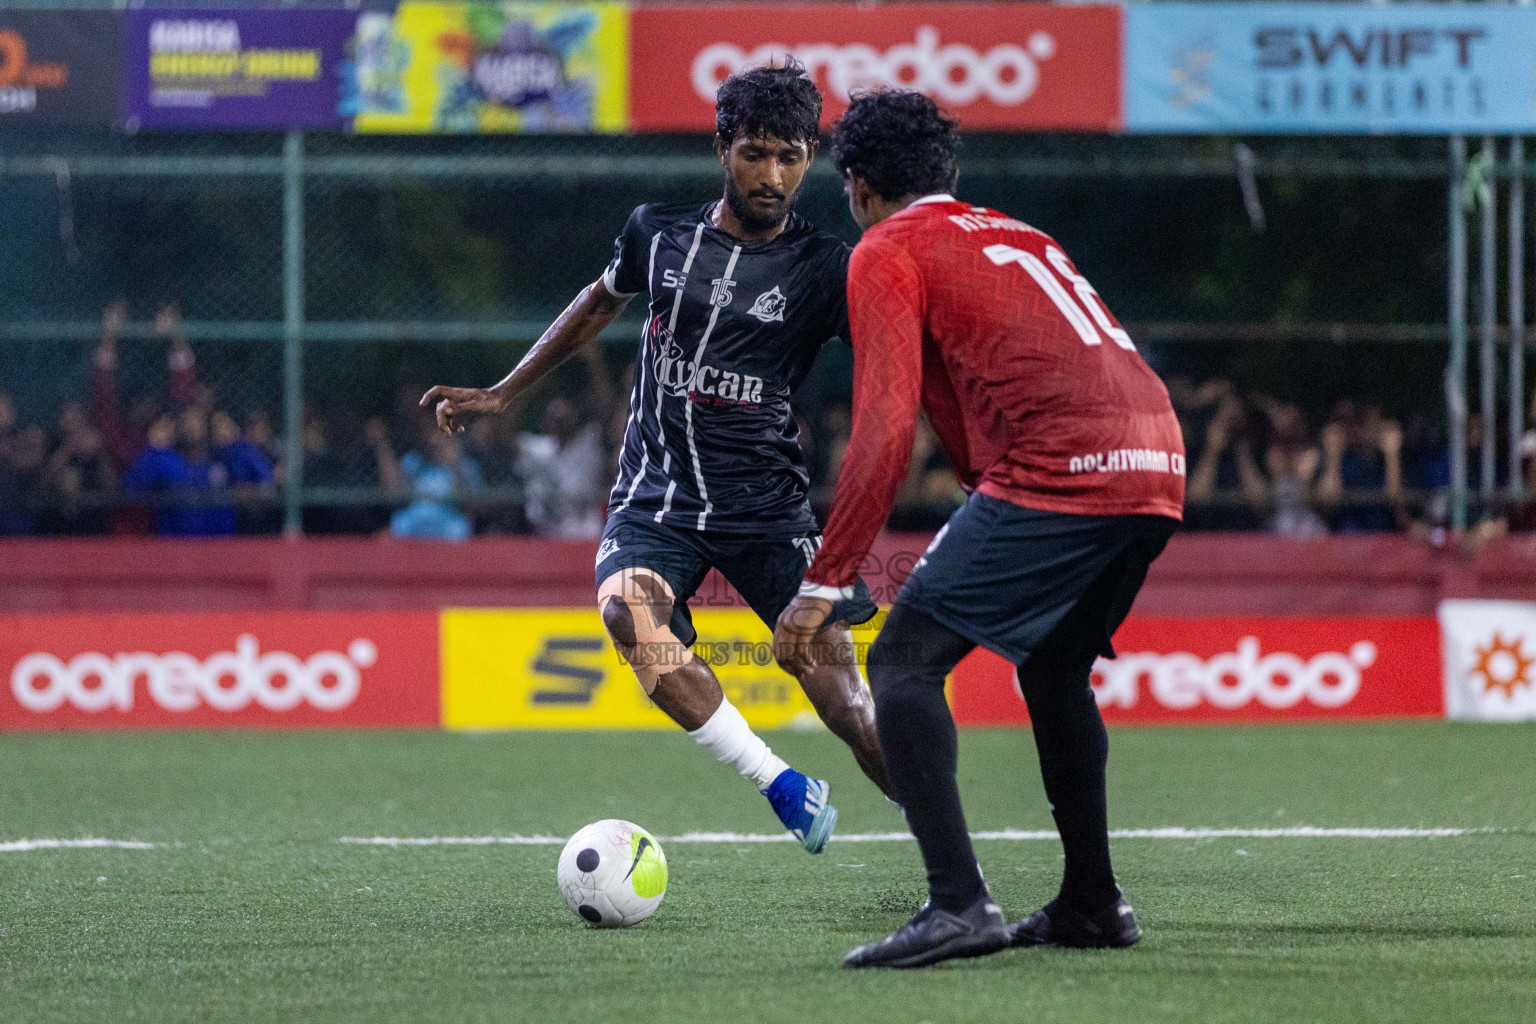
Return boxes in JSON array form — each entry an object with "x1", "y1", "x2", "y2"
[
  {"x1": 419, "y1": 385, "x2": 505, "y2": 434},
  {"x1": 772, "y1": 593, "x2": 833, "y2": 675}
]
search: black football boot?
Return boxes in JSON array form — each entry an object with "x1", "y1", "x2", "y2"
[
  {"x1": 1008, "y1": 895, "x2": 1142, "y2": 949},
  {"x1": 844, "y1": 892, "x2": 1010, "y2": 969}
]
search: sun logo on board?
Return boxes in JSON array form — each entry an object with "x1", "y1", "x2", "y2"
[{"x1": 1470, "y1": 633, "x2": 1535, "y2": 698}]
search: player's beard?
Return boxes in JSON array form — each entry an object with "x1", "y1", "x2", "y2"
[{"x1": 723, "y1": 172, "x2": 799, "y2": 233}]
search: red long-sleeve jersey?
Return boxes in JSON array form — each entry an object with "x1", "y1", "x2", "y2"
[{"x1": 805, "y1": 196, "x2": 1185, "y2": 591}]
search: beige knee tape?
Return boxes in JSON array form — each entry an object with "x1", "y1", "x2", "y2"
[{"x1": 597, "y1": 567, "x2": 695, "y2": 694}]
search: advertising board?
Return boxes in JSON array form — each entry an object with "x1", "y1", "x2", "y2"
[
  {"x1": 0, "y1": 12, "x2": 121, "y2": 127},
  {"x1": 951, "y1": 616, "x2": 1444, "y2": 725},
  {"x1": 1, "y1": 612, "x2": 439, "y2": 730},
  {"x1": 629, "y1": 3, "x2": 1122, "y2": 132}
]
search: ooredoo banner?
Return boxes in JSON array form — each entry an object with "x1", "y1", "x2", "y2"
[
  {"x1": 951, "y1": 616, "x2": 1444, "y2": 726},
  {"x1": 1, "y1": 612, "x2": 439, "y2": 730},
  {"x1": 124, "y1": 9, "x2": 358, "y2": 131},
  {"x1": 629, "y1": 2, "x2": 1122, "y2": 132},
  {"x1": 0, "y1": 12, "x2": 122, "y2": 127}
]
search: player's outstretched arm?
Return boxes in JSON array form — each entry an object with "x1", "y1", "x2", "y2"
[
  {"x1": 775, "y1": 243, "x2": 925, "y2": 669},
  {"x1": 420, "y1": 278, "x2": 632, "y2": 434}
]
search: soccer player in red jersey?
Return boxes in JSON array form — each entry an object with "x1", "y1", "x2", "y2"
[{"x1": 773, "y1": 91, "x2": 1185, "y2": 969}]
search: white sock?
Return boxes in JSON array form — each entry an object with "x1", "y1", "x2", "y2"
[{"x1": 688, "y1": 698, "x2": 790, "y2": 791}]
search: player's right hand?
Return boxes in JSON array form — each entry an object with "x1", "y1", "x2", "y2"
[{"x1": 419, "y1": 385, "x2": 504, "y2": 435}]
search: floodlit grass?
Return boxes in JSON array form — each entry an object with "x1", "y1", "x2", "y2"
[{"x1": 1, "y1": 723, "x2": 1533, "y2": 1023}]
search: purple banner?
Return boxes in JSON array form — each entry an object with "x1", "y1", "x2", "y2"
[{"x1": 125, "y1": 10, "x2": 358, "y2": 130}]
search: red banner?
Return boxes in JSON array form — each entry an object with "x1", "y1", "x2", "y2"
[
  {"x1": 951, "y1": 617, "x2": 1444, "y2": 725},
  {"x1": 629, "y1": 3, "x2": 1123, "y2": 133},
  {"x1": 0, "y1": 612, "x2": 439, "y2": 730}
]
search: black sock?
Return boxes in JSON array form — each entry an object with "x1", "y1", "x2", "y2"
[
  {"x1": 1017, "y1": 651, "x2": 1119, "y2": 914},
  {"x1": 868, "y1": 604, "x2": 984, "y2": 915}
]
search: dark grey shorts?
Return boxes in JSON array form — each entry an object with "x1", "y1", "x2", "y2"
[
  {"x1": 595, "y1": 511, "x2": 877, "y2": 648},
  {"x1": 895, "y1": 493, "x2": 1178, "y2": 666}
]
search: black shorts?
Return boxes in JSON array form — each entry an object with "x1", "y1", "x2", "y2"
[
  {"x1": 895, "y1": 493, "x2": 1178, "y2": 666},
  {"x1": 594, "y1": 511, "x2": 878, "y2": 648}
]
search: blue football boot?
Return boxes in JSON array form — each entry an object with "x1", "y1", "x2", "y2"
[{"x1": 761, "y1": 768, "x2": 837, "y2": 854}]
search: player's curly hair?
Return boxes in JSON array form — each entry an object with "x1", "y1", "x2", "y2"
[
  {"x1": 832, "y1": 90, "x2": 960, "y2": 201},
  {"x1": 715, "y1": 59, "x2": 823, "y2": 146}
]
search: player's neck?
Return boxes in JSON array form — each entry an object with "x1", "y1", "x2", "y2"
[
  {"x1": 711, "y1": 199, "x2": 789, "y2": 244},
  {"x1": 862, "y1": 192, "x2": 951, "y2": 229}
]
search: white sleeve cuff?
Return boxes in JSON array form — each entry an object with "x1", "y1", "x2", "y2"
[
  {"x1": 799, "y1": 580, "x2": 854, "y2": 602},
  {"x1": 601, "y1": 263, "x2": 638, "y2": 298}
]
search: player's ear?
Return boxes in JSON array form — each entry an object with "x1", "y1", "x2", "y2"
[
  {"x1": 850, "y1": 176, "x2": 873, "y2": 209},
  {"x1": 715, "y1": 135, "x2": 730, "y2": 164}
]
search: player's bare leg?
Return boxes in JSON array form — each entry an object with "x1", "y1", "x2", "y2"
[
  {"x1": 598, "y1": 567, "x2": 838, "y2": 852},
  {"x1": 792, "y1": 622, "x2": 890, "y2": 797}
]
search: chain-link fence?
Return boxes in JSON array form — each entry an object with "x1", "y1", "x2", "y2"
[{"x1": 0, "y1": 129, "x2": 1522, "y2": 539}]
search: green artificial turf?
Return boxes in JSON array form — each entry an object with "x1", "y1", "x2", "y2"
[{"x1": 2, "y1": 723, "x2": 1533, "y2": 1023}]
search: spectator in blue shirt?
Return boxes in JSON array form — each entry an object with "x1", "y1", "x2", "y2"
[
  {"x1": 123, "y1": 411, "x2": 244, "y2": 537},
  {"x1": 212, "y1": 410, "x2": 275, "y2": 487},
  {"x1": 389, "y1": 428, "x2": 483, "y2": 540}
]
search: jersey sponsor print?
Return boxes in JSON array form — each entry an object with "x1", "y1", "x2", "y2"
[{"x1": 603, "y1": 202, "x2": 850, "y2": 535}]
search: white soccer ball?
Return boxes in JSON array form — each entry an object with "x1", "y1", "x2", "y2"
[{"x1": 557, "y1": 819, "x2": 668, "y2": 928}]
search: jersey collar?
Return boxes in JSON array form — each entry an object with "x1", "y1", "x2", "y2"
[{"x1": 889, "y1": 193, "x2": 957, "y2": 221}]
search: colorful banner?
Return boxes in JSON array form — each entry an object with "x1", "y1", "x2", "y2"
[
  {"x1": 33, "y1": 4, "x2": 1536, "y2": 136},
  {"x1": 125, "y1": 10, "x2": 359, "y2": 131},
  {"x1": 353, "y1": 2, "x2": 628, "y2": 134},
  {"x1": 0, "y1": 608, "x2": 1495, "y2": 730},
  {"x1": 1, "y1": 612, "x2": 439, "y2": 730},
  {"x1": 0, "y1": 12, "x2": 121, "y2": 127},
  {"x1": 629, "y1": 2, "x2": 1122, "y2": 133},
  {"x1": 442, "y1": 607, "x2": 870, "y2": 730},
  {"x1": 1438, "y1": 601, "x2": 1536, "y2": 721},
  {"x1": 1125, "y1": 3, "x2": 1536, "y2": 135},
  {"x1": 951, "y1": 617, "x2": 1444, "y2": 726}
]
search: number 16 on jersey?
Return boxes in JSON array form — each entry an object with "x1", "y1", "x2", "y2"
[{"x1": 984, "y1": 243, "x2": 1136, "y2": 352}]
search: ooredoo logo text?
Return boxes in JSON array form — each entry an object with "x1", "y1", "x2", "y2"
[
  {"x1": 692, "y1": 26, "x2": 1059, "y2": 107},
  {"x1": 1085, "y1": 637, "x2": 1378, "y2": 710},
  {"x1": 11, "y1": 635, "x2": 378, "y2": 714}
]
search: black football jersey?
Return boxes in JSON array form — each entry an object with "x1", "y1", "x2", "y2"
[{"x1": 602, "y1": 201, "x2": 850, "y2": 535}]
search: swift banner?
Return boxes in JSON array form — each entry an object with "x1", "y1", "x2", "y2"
[
  {"x1": 629, "y1": 2, "x2": 1122, "y2": 132},
  {"x1": 1125, "y1": 3, "x2": 1536, "y2": 134},
  {"x1": 0, "y1": 11, "x2": 121, "y2": 127},
  {"x1": 125, "y1": 10, "x2": 358, "y2": 130},
  {"x1": 950, "y1": 616, "x2": 1444, "y2": 726},
  {"x1": 1, "y1": 612, "x2": 439, "y2": 730},
  {"x1": 352, "y1": 2, "x2": 628, "y2": 134},
  {"x1": 1438, "y1": 601, "x2": 1536, "y2": 721}
]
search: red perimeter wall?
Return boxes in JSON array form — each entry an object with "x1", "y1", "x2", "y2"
[{"x1": 4, "y1": 533, "x2": 1536, "y2": 614}]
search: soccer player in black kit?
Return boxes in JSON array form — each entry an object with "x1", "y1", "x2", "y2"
[{"x1": 421, "y1": 63, "x2": 889, "y2": 851}]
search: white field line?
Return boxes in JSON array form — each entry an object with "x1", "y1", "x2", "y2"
[
  {"x1": 0, "y1": 838, "x2": 160, "y2": 853},
  {"x1": 338, "y1": 826, "x2": 1508, "y2": 848},
  {"x1": 0, "y1": 829, "x2": 1511, "y2": 853}
]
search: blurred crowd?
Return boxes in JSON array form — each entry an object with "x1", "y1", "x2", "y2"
[
  {"x1": 4, "y1": 303, "x2": 1535, "y2": 542},
  {"x1": 1170, "y1": 377, "x2": 1534, "y2": 543}
]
